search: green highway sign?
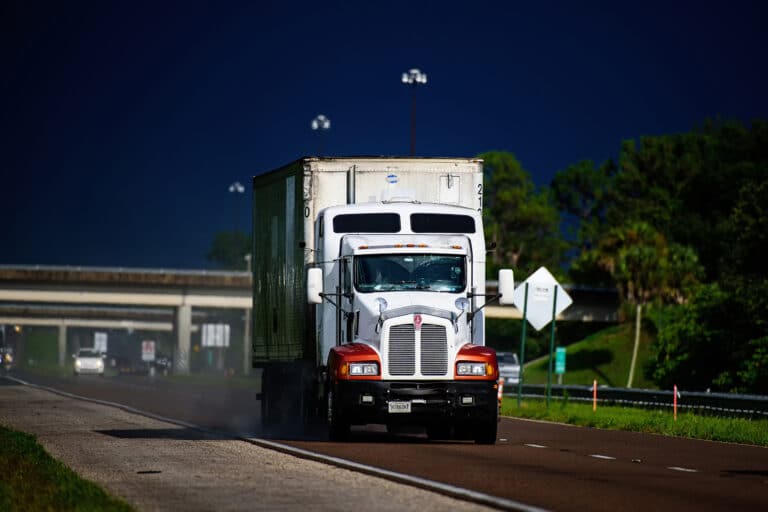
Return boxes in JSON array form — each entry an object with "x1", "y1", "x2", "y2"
[{"x1": 555, "y1": 347, "x2": 566, "y2": 374}]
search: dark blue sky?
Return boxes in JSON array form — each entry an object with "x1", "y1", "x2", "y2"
[{"x1": 3, "y1": 1, "x2": 766, "y2": 269}]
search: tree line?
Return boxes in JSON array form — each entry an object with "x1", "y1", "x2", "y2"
[{"x1": 481, "y1": 119, "x2": 768, "y2": 393}]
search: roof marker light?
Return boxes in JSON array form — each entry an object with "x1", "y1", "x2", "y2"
[
  {"x1": 406, "y1": 243, "x2": 415, "y2": 248},
  {"x1": 358, "y1": 245, "x2": 369, "y2": 250},
  {"x1": 451, "y1": 245, "x2": 463, "y2": 249}
]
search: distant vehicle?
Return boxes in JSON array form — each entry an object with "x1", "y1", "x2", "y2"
[
  {"x1": 73, "y1": 348, "x2": 105, "y2": 376},
  {"x1": 153, "y1": 354, "x2": 173, "y2": 376},
  {"x1": 497, "y1": 352, "x2": 520, "y2": 386}
]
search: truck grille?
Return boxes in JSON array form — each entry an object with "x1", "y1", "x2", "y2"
[
  {"x1": 420, "y1": 324, "x2": 448, "y2": 375},
  {"x1": 389, "y1": 325, "x2": 416, "y2": 375},
  {"x1": 387, "y1": 323, "x2": 448, "y2": 377}
]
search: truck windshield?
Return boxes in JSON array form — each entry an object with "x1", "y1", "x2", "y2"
[{"x1": 355, "y1": 254, "x2": 466, "y2": 293}]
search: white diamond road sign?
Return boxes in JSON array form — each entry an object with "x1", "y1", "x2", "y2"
[{"x1": 512, "y1": 266, "x2": 573, "y2": 331}]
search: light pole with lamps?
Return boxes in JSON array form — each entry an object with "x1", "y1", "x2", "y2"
[
  {"x1": 228, "y1": 181, "x2": 245, "y2": 234},
  {"x1": 401, "y1": 68, "x2": 427, "y2": 156},
  {"x1": 311, "y1": 114, "x2": 331, "y2": 156}
]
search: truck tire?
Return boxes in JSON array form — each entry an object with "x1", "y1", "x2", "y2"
[
  {"x1": 327, "y1": 390, "x2": 349, "y2": 441},
  {"x1": 473, "y1": 407, "x2": 499, "y2": 445},
  {"x1": 473, "y1": 419, "x2": 497, "y2": 444},
  {"x1": 426, "y1": 424, "x2": 452, "y2": 441},
  {"x1": 261, "y1": 366, "x2": 291, "y2": 430}
]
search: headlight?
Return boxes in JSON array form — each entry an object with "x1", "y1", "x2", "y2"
[
  {"x1": 456, "y1": 362, "x2": 487, "y2": 376},
  {"x1": 348, "y1": 362, "x2": 378, "y2": 376},
  {"x1": 96, "y1": 359, "x2": 104, "y2": 368},
  {"x1": 75, "y1": 360, "x2": 82, "y2": 368}
]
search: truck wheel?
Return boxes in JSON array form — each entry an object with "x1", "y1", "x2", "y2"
[
  {"x1": 473, "y1": 419, "x2": 498, "y2": 445},
  {"x1": 260, "y1": 368, "x2": 278, "y2": 429},
  {"x1": 327, "y1": 390, "x2": 349, "y2": 441}
]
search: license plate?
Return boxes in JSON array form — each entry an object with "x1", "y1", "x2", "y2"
[{"x1": 388, "y1": 401, "x2": 411, "y2": 414}]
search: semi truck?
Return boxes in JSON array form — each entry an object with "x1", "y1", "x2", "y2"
[{"x1": 252, "y1": 157, "x2": 514, "y2": 443}]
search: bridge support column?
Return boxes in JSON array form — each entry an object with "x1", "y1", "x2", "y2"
[
  {"x1": 58, "y1": 321, "x2": 67, "y2": 368},
  {"x1": 174, "y1": 304, "x2": 191, "y2": 375}
]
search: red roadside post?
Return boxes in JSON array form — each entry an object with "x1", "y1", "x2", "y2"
[
  {"x1": 674, "y1": 384, "x2": 678, "y2": 421},
  {"x1": 592, "y1": 379, "x2": 597, "y2": 412}
]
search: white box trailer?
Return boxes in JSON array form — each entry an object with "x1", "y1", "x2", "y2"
[{"x1": 252, "y1": 157, "x2": 513, "y2": 442}]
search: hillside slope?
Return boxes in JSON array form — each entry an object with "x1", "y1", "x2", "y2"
[{"x1": 522, "y1": 324, "x2": 657, "y2": 389}]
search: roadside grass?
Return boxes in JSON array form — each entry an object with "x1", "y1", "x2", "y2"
[
  {"x1": 0, "y1": 425, "x2": 134, "y2": 512},
  {"x1": 501, "y1": 397, "x2": 768, "y2": 447},
  {"x1": 523, "y1": 324, "x2": 657, "y2": 389}
]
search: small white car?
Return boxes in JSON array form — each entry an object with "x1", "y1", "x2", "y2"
[
  {"x1": 73, "y1": 348, "x2": 105, "y2": 376},
  {"x1": 497, "y1": 352, "x2": 520, "y2": 386}
]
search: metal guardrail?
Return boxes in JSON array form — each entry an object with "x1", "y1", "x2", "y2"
[{"x1": 505, "y1": 384, "x2": 768, "y2": 418}]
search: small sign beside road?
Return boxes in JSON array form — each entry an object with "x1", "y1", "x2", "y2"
[
  {"x1": 555, "y1": 347, "x2": 566, "y2": 374},
  {"x1": 202, "y1": 324, "x2": 230, "y2": 348},
  {"x1": 94, "y1": 332, "x2": 108, "y2": 353},
  {"x1": 513, "y1": 266, "x2": 575, "y2": 408},
  {"x1": 141, "y1": 340, "x2": 156, "y2": 362}
]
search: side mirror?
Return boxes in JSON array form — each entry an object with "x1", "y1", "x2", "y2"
[
  {"x1": 498, "y1": 269, "x2": 515, "y2": 305},
  {"x1": 307, "y1": 268, "x2": 323, "y2": 304}
]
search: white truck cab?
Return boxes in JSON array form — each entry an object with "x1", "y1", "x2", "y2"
[{"x1": 253, "y1": 157, "x2": 514, "y2": 443}]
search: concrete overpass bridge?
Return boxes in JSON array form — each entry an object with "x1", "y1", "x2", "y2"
[
  {"x1": 0, "y1": 266, "x2": 250, "y2": 374},
  {"x1": 0, "y1": 265, "x2": 618, "y2": 375}
]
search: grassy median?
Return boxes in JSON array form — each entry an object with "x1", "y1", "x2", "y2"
[
  {"x1": 501, "y1": 397, "x2": 768, "y2": 446},
  {"x1": 0, "y1": 425, "x2": 133, "y2": 512}
]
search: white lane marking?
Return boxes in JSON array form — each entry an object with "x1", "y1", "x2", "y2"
[
  {"x1": 667, "y1": 466, "x2": 699, "y2": 473},
  {"x1": 525, "y1": 443, "x2": 548, "y2": 448},
  {"x1": 5, "y1": 375, "x2": 553, "y2": 512},
  {"x1": 589, "y1": 454, "x2": 616, "y2": 460}
]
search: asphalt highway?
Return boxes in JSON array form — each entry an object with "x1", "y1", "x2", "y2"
[{"x1": 8, "y1": 370, "x2": 768, "y2": 511}]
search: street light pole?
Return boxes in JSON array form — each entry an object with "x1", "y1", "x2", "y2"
[
  {"x1": 311, "y1": 114, "x2": 331, "y2": 156},
  {"x1": 401, "y1": 68, "x2": 427, "y2": 156}
]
